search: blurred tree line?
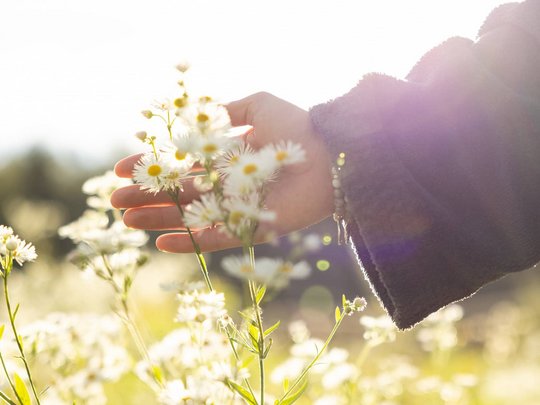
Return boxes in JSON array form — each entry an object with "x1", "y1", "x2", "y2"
[
  {"x1": 0, "y1": 148, "x2": 113, "y2": 258},
  {"x1": 0, "y1": 148, "x2": 366, "y2": 309}
]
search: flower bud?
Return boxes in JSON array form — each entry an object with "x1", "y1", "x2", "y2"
[
  {"x1": 141, "y1": 110, "x2": 153, "y2": 119},
  {"x1": 5, "y1": 236, "x2": 19, "y2": 251},
  {"x1": 176, "y1": 61, "x2": 190, "y2": 73},
  {"x1": 135, "y1": 131, "x2": 148, "y2": 142},
  {"x1": 353, "y1": 297, "x2": 367, "y2": 312}
]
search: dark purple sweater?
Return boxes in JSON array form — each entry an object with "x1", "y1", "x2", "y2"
[{"x1": 310, "y1": 0, "x2": 540, "y2": 329}]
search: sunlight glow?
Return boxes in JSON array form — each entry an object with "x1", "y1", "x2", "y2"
[{"x1": 0, "y1": 0, "x2": 509, "y2": 164}]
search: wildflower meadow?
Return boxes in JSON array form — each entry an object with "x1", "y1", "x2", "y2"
[{"x1": 0, "y1": 64, "x2": 539, "y2": 405}]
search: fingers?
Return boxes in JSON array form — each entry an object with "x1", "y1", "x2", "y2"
[
  {"x1": 226, "y1": 92, "x2": 270, "y2": 127},
  {"x1": 114, "y1": 153, "x2": 204, "y2": 179},
  {"x1": 156, "y1": 224, "x2": 278, "y2": 253},
  {"x1": 123, "y1": 206, "x2": 188, "y2": 231},
  {"x1": 226, "y1": 98, "x2": 252, "y2": 127},
  {"x1": 115, "y1": 154, "x2": 143, "y2": 178},
  {"x1": 157, "y1": 228, "x2": 240, "y2": 253},
  {"x1": 111, "y1": 180, "x2": 199, "y2": 209}
]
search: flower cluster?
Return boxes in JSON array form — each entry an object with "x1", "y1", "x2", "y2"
[
  {"x1": 133, "y1": 70, "x2": 305, "y2": 244},
  {"x1": 0, "y1": 224, "x2": 37, "y2": 268},
  {"x1": 221, "y1": 254, "x2": 311, "y2": 290},
  {"x1": 136, "y1": 287, "x2": 247, "y2": 404},
  {"x1": 21, "y1": 313, "x2": 130, "y2": 405},
  {"x1": 59, "y1": 172, "x2": 148, "y2": 297}
]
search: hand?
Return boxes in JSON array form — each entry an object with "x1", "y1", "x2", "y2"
[{"x1": 111, "y1": 92, "x2": 334, "y2": 253}]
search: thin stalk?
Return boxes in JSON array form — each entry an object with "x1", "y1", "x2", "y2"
[
  {"x1": 0, "y1": 351, "x2": 22, "y2": 405},
  {"x1": 355, "y1": 341, "x2": 373, "y2": 371},
  {"x1": 100, "y1": 255, "x2": 163, "y2": 389},
  {"x1": 223, "y1": 327, "x2": 257, "y2": 402},
  {"x1": 246, "y1": 246, "x2": 265, "y2": 405},
  {"x1": 277, "y1": 313, "x2": 345, "y2": 404},
  {"x1": 0, "y1": 390, "x2": 16, "y2": 405},
  {"x1": 168, "y1": 191, "x2": 213, "y2": 291},
  {"x1": 166, "y1": 110, "x2": 173, "y2": 141},
  {"x1": 3, "y1": 261, "x2": 41, "y2": 405}
]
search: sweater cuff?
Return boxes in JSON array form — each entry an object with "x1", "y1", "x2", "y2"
[{"x1": 309, "y1": 75, "x2": 505, "y2": 329}]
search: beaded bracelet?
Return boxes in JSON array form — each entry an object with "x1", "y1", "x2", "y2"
[{"x1": 331, "y1": 152, "x2": 349, "y2": 245}]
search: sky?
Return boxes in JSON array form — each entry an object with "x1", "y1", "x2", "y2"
[{"x1": 1, "y1": 0, "x2": 509, "y2": 165}]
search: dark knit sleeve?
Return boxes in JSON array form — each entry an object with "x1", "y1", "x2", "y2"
[{"x1": 309, "y1": 0, "x2": 540, "y2": 329}]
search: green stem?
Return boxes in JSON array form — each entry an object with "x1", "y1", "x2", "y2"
[
  {"x1": 246, "y1": 246, "x2": 265, "y2": 405},
  {"x1": 355, "y1": 341, "x2": 374, "y2": 371},
  {"x1": 3, "y1": 262, "x2": 41, "y2": 405},
  {"x1": 100, "y1": 255, "x2": 163, "y2": 389},
  {"x1": 223, "y1": 327, "x2": 257, "y2": 402},
  {"x1": 0, "y1": 390, "x2": 16, "y2": 405},
  {"x1": 0, "y1": 351, "x2": 22, "y2": 405},
  {"x1": 166, "y1": 110, "x2": 173, "y2": 141},
  {"x1": 169, "y1": 191, "x2": 213, "y2": 292},
  {"x1": 277, "y1": 313, "x2": 345, "y2": 404}
]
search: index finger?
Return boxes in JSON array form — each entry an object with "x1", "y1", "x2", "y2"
[{"x1": 114, "y1": 154, "x2": 143, "y2": 178}]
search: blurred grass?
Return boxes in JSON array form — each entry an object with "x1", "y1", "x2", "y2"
[{"x1": 1, "y1": 149, "x2": 539, "y2": 404}]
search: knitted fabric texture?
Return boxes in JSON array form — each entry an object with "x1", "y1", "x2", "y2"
[{"x1": 310, "y1": 0, "x2": 540, "y2": 329}]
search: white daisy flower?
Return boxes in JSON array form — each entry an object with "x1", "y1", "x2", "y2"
[
  {"x1": 158, "y1": 379, "x2": 191, "y2": 404},
  {"x1": 360, "y1": 315, "x2": 397, "y2": 345},
  {"x1": 0, "y1": 225, "x2": 14, "y2": 239},
  {"x1": 58, "y1": 210, "x2": 109, "y2": 242},
  {"x1": 82, "y1": 221, "x2": 148, "y2": 254},
  {"x1": 260, "y1": 140, "x2": 306, "y2": 166},
  {"x1": 214, "y1": 141, "x2": 254, "y2": 176},
  {"x1": 3, "y1": 235, "x2": 37, "y2": 265},
  {"x1": 82, "y1": 170, "x2": 132, "y2": 197},
  {"x1": 158, "y1": 144, "x2": 195, "y2": 192},
  {"x1": 183, "y1": 193, "x2": 224, "y2": 229},
  {"x1": 133, "y1": 153, "x2": 167, "y2": 194},
  {"x1": 82, "y1": 170, "x2": 132, "y2": 210},
  {"x1": 179, "y1": 102, "x2": 231, "y2": 136},
  {"x1": 221, "y1": 255, "x2": 310, "y2": 289},
  {"x1": 221, "y1": 193, "x2": 276, "y2": 236},
  {"x1": 173, "y1": 132, "x2": 234, "y2": 164},
  {"x1": 223, "y1": 152, "x2": 278, "y2": 196}
]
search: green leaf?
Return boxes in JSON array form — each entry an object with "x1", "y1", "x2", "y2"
[
  {"x1": 13, "y1": 374, "x2": 31, "y2": 405},
  {"x1": 280, "y1": 377, "x2": 308, "y2": 405},
  {"x1": 12, "y1": 304, "x2": 20, "y2": 321},
  {"x1": 248, "y1": 324, "x2": 259, "y2": 350},
  {"x1": 263, "y1": 338, "x2": 273, "y2": 358},
  {"x1": 255, "y1": 285, "x2": 267, "y2": 305},
  {"x1": 151, "y1": 365, "x2": 164, "y2": 384},
  {"x1": 342, "y1": 294, "x2": 347, "y2": 307},
  {"x1": 263, "y1": 320, "x2": 280, "y2": 338},
  {"x1": 226, "y1": 379, "x2": 258, "y2": 405},
  {"x1": 283, "y1": 378, "x2": 290, "y2": 392},
  {"x1": 335, "y1": 306, "x2": 341, "y2": 322},
  {"x1": 0, "y1": 325, "x2": 5, "y2": 340}
]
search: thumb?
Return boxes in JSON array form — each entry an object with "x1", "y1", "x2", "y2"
[
  {"x1": 226, "y1": 92, "x2": 270, "y2": 126},
  {"x1": 225, "y1": 96, "x2": 252, "y2": 126}
]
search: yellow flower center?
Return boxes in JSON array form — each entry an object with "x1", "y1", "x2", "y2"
[
  {"x1": 240, "y1": 263, "x2": 253, "y2": 273},
  {"x1": 203, "y1": 143, "x2": 218, "y2": 153},
  {"x1": 229, "y1": 211, "x2": 244, "y2": 225},
  {"x1": 276, "y1": 151, "x2": 288, "y2": 162},
  {"x1": 147, "y1": 164, "x2": 162, "y2": 177},
  {"x1": 175, "y1": 150, "x2": 187, "y2": 160},
  {"x1": 243, "y1": 163, "x2": 258, "y2": 175},
  {"x1": 279, "y1": 263, "x2": 294, "y2": 273},
  {"x1": 166, "y1": 170, "x2": 180, "y2": 180},
  {"x1": 197, "y1": 113, "x2": 210, "y2": 123},
  {"x1": 174, "y1": 97, "x2": 187, "y2": 108}
]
